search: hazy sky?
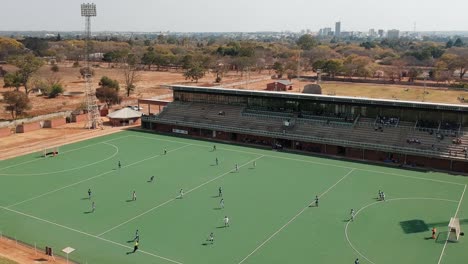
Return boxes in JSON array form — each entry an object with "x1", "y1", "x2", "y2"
[{"x1": 1, "y1": 0, "x2": 467, "y2": 32}]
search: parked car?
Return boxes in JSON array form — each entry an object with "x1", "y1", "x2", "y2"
[{"x1": 126, "y1": 105, "x2": 143, "y2": 111}]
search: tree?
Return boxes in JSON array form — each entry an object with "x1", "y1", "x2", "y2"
[
  {"x1": 3, "y1": 72, "x2": 22, "y2": 91},
  {"x1": 2, "y1": 90, "x2": 31, "y2": 119},
  {"x1": 183, "y1": 64, "x2": 205, "y2": 82},
  {"x1": 360, "y1": 41, "x2": 376, "y2": 50},
  {"x1": 440, "y1": 51, "x2": 468, "y2": 79},
  {"x1": 99, "y1": 76, "x2": 120, "y2": 90},
  {"x1": 324, "y1": 59, "x2": 343, "y2": 78},
  {"x1": 141, "y1": 48, "x2": 156, "y2": 70},
  {"x1": 407, "y1": 68, "x2": 422, "y2": 82},
  {"x1": 96, "y1": 87, "x2": 121, "y2": 107},
  {"x1": 453, "y1": 38, "x2": 464, "y2": 47},
  {"x1": 446, "y1": 39, "x2": 454, "y2": 49},
  {"x1": 272, "y1": 62, "x2": 284, "y2": 77},
  {"x1": 121, "y1": 53, "x2": 140, "y2": 97},
  {"x1": 8, "y1": 54, "x2": 44, "y2": 95},
  {"x1": 47, "y1": 83, "x2": 64, "y2": 98},
  {"x1": 296, "y1": 35, "x2": 318, "y2": 50},
  {"x1": 79, "y1": 67, "x2": 95, "y2": 78},
  {"x1": 0, "y1": 37, "x2": 24, "y2": 60},
  {"x1": 20, "y1": 37, "x2": 49, "y2": 56},
  {"x1": 50, "y1": 64, "x2": 59, "y2": 72}
]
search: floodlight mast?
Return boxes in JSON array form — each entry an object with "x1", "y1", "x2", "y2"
[{"x1": 80, "y1": 3, "x2": 102, "y2": 129}]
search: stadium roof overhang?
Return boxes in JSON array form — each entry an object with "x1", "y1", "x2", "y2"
[{"x1": 170, "y1": 85, "x2": 468, "y2": 113}]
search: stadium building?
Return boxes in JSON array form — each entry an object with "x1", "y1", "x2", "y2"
[{"x1": 142, "y1": 86, "x2": 468, "y2": 173}]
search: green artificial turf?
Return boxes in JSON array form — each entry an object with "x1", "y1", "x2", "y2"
[{"x1": 0, "y1": 130, "x2": 466, "y2": 264}]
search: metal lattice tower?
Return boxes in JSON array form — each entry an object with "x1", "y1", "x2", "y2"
[{"x1": 81, "y1": 3, "x2": 102, "y2": 129}]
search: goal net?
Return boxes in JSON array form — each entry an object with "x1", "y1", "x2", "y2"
[
  {"x1": 448, "y1": 217, "x2": 461, "y2": 242},
  {"x1": 42, "y1": 146, "x2": 59, "y2": 157}
]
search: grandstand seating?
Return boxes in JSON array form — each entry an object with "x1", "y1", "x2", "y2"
[{"x1": 151, "y1": 102, "x2": 468, "y2": 161}]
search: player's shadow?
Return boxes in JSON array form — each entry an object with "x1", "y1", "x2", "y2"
[
  {"x1": 217, "y1": 225, "x2": 227, "y2": 228},
  {"x1": 81, "y1": 197, "x2": 90, "y2": 200},
  {"x1": 211, "y1": 195, "x2": 220, "y2": 198},
  {"x1": 126, "y1": 251, "x2": 135, "y2": 255},
  {"x1": 213, "y1": 207, "x2": 222, "y2": 210},
  {"x1": 126, "y1": 199, "x2": 135, "y2": 202},
  {"x1": 83, "y1": 211, "x2": 93, "y2": 214}
]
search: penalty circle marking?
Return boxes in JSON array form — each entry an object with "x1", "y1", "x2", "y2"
[
  {"x1": 345, "y1": 197, "x2": 459, "y2": 264},
  {"x1": 0, "y1": 142, "x2": 119, "y2": 176}
]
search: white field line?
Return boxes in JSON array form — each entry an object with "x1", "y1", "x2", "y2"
[
  {"x1": 0, "y1": 142, "x2": 120, "y2": 176},
  {"x1": 98, "y1": 155, "x2": 265, "y2": 237},
  {"x1": 6, "y1": 144, "x2": 192, "y2": 208},
  {"x1": 237, "y1": 168, "x2": 355, "y2": 264},
  {"x1": 0, "y1": 135, "x2": 131, "y2": 172},
  {"x1": 437, "y1": 184, "x2": 467, "y2": 264},
  {"x1": 132, "y1": 135, "x2": 465, "y2": 187},
  {"x1": 0, "y1": 205, "x2": 183, "y2": 264},
  {"x1": 345, "y1": 197, "x2": 459, "y2": 264}
]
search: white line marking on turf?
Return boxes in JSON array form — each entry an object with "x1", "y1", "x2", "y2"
[
  {"x1": 437, "y1": 184, "x2": 466, "y2": 264},
  {"x1": 6, "y1": 144, "x2": 192, "y2": 208},
  {"x1": 0, "y1": 142, "x2": 120, "y2": 176},
  {"x1": 237, "y1": 168, "x2": 355, "y2": 264},
  {"x1": 0, "y1": 135, "x2": 131, "y2": 172},
  {"x1": 97, "y1": 155, "x2": 265, "y2": 237},
  {"x1": 344, "y1": 197, "x2": 459, "y2": 264},
  {"x1": 132, "y1": 135, "x2": 465, "y2": 186},
  {"x1": 0, "y1": 205, "x2": 183, "y2": 264}
]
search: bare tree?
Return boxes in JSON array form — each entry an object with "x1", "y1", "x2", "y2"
[{"x1": 121, "y1": 53, "x2": 140, "y2": 97}]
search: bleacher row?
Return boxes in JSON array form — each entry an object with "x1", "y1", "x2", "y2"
[{"x1": 153, "y1": 102, "x2": 468, "y2": 160}]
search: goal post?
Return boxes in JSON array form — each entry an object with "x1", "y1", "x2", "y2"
[
  {"x1": 448, "y1": 217, "x2": 461, "y2": 242},
  {"x1": 42, "y1": 146, "x2": 60, "y2": 157}
]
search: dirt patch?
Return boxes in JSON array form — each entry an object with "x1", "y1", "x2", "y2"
[
  {"x1": 0, "y1": 236, "x2": 71, "y2": 264},
  {"x1": 0, "y1": 121, "x2": 133, "y2": 161}
]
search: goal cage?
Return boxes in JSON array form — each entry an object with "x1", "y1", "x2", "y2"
[
  {"x1": 448, "y1": 217, "x2": 461, "y2": 242},
  {"x1": 42, "y1": 146, "x2": 60, "y2": 157}
]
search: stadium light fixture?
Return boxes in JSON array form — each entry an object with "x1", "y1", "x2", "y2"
[{"x1": 81, "y1": 3, "x2": 97, "y2": 17}]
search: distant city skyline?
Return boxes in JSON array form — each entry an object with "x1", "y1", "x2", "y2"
[{"x1": 1, "y1": 0, "x2": 467, "y2": 32}]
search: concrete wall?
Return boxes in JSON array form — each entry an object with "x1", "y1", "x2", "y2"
[
  {"x1": 72, "y1": 113, "x2": 87, "y2": 123},
  {"x1": 0, "y1": 127, "x2": 11, "y2": 138},
  {"x1": 43, "y1": 118, "x2": 67, "y2": 128}
]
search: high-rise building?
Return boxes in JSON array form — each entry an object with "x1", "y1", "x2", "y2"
[
  {"x1": 335, "y1": 21, "x2": 341, "y2": 37},
  {"x1": 378, "y1": 29, "x2": 384, "y2": 38},
  {"x1": 319, "y1": 27, "x2": 332, "y2": 36},
  {"x1": 387, "y1": 29, "x2": 400, "y2": 39},
  {"x1": 369, "y1": 29, "x2": 376, "y2": 37}
]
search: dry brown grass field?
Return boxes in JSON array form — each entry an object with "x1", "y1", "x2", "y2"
[{"x1": 1, "y1": 63, "x2": 468, "y2": 120}]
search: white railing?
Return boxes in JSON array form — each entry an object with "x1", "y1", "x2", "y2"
[{"x1": 142, "y1": 116, "x2": 444, "y2": 158}]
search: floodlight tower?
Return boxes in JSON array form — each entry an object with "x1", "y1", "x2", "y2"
[{"x1": 81, "y1": 3, "x2": 102, "y2": 129}]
